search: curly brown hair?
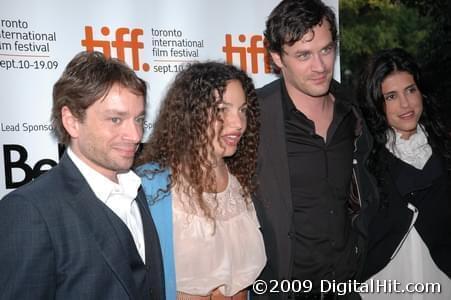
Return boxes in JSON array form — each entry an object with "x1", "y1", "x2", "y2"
[{"x1": 136, "y1": 61, "x2": 260, "y2": 220}]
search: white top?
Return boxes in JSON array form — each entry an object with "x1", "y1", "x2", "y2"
[
  {"x1": 67, "y1": 148, "x2": 146, "y2": 263},
  {"x1": 386, "y1": 125, "x2": 432, "y2": 170},
  {"x1": 363, "y1": 133, "x2": 450, "y2": 299},
  {"x1": 361, "y1": 205, "x2": 451, "y2": 300},
  {"x1": 172, "y1": 172, "x2": 266, "y2": 296}
]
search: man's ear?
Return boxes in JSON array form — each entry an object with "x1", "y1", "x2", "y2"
[
  {"x1": 61, "y1": 106, "x2": 80, "y2": 138},
  {"x1": 270, "y1": 51, "x2": 284, "y2": 70}
]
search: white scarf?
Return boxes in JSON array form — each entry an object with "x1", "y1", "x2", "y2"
[{"x1": 385, "y1": 124, "x2": 432, "y2": 170}]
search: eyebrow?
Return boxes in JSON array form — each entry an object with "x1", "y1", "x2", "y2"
[
  {"x1": 405, "y1": 83, "x2": 417, "y2": 89},
  {"x1": 103, "y1": 109, "x2": 128, "y2": 116},
  {"x1": 219, "y1": 101, "x2": 247, "y2": 107},
  {"x1": 383, "y1": 83, "x2": 417, "y2": 95},
  {"x1": 319, "y1": 42, "x2": 336, "y2": 51},
  {"x1": 382, "y1": 91, "x2": 396, "y2": 97},
  {"x1": 103, "y1": 109, "x2": 145, "y2": 117},
  {"x1": 294, "y1": 41, "x2": 335, "y2": 54}
]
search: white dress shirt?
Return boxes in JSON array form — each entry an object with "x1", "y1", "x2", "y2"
[{"x1": 67, "y1": 148, "x2": 146, "y2": 263}]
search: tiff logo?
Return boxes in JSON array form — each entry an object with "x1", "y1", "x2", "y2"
[
  {"x1": 222, "y1": 34, "x2": 270, "y2": 74},
  {"x1": 81, "y1": 26, "x2": 150, "y2": 72}
]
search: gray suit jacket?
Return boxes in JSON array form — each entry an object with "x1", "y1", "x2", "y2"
[{"x1": 0, "y1": 153, "x2": 165, "y2": 299}]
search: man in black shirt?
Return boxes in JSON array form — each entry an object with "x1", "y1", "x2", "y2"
[{"x1": 253, "y1": 1, "x2": 378, "y2": 299}]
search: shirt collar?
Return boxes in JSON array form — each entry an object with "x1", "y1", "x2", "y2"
[
  {"x1": 281, "y1": 79, "x2": 296, "y2": 118},
  {"x1": 280, "y1": 78, "x2": 351, "y2": 115},
  {"x1": 385, "y1": 124, "x2": 432, "y2": 170},
  {"x1": 67, "y1": 147, "x2": 141, "y2": 203}
]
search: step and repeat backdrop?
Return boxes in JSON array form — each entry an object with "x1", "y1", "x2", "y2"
[{"x1": 0, "y1": 0, "x2": 338, "y2": 197}]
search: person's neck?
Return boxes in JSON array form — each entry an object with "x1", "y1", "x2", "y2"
[
  {"x1": 285, "y1": 84, "x2": 334, "y2": 141},
  {"x1": 286, "y1": 85, "x2": 333, "y2": 116},
  {"x1": 211, "y1": 160, "x2": 228, "y2": 193},
  {"x1": 69, "y1": 146, "x2": 119, "y2": 183}
]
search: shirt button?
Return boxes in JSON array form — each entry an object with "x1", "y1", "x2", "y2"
[{"x1": 329, "y1": 209, "x2": 335, "y2": 215}]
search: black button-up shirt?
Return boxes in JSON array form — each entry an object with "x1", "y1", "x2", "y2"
[{"x1": 281, "y1": 81, "x2": 359, "y2": 290}]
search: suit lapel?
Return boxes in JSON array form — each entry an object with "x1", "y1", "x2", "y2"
[
  {"x1": 58, "y1": 154, "x2": 139, "y2": 299},
  {"x1": 136, "y1": 189, "x2": 153, "y2": 265},
  {"x1": 259, "y1": 80, "x2": 293, "y2": 213},
  {"x1": 136, "y1": 188, "x2": 164, "y2": 273},
  {"x1": 135, "y1": 189, "x2": 165, "y2": 297}
]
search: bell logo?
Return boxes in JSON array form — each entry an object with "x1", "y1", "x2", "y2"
[
  {"x1": 3, "y1": 144, "x2": 66, "y2": 189},
  {"x1": 222, "y1": 34, "x2": 270, "y2": 74},
  {"x1": 81, "y1": 26, "x2": 150, "y2": 72}
]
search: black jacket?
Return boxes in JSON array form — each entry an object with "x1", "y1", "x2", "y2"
[
  {"x1": 252, "y1": 78, "x2": 379, "y2": 299},
  {"x1": 362, "y1": 149, "x2": 451, "y2": 280}
]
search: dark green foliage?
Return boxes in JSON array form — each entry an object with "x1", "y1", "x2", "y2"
[{"x1": 340, "y1": 0, "x2": 451, "y2": 128}]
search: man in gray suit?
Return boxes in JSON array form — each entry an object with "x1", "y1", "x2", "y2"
[{"x1": 0, "y1": 51, "x2": 165, "y2": 299}]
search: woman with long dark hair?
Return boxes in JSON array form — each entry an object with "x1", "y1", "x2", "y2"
[
  {"x1": 135, "y1": 61, "x2": 266, "y2": 300},
  {"x1": 358, "y1": 48, "x2": 451, "y2": 298}
]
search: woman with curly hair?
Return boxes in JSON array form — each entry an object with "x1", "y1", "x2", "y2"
[
  {"x1": 358, "y1": 48, "x2": 451, "y2": 298},
  {"x1": 135, "y1": 61, "x2": 266, "y2": 300}
]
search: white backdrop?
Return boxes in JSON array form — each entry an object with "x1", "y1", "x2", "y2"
[{"x1": 0, "y1": 0, "x2": 338, "y2": 197}]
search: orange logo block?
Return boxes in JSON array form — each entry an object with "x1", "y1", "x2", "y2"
[
  {"x1": 81, "y1": 26, "x2": 150, "y2": 72},
  {"x1": 222, "y1": 34, "x2": 270, "y2": 74}
]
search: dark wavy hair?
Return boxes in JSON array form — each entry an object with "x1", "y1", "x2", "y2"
[
  {"x1": 136, "y1": 61, "x2": 260, "y2": 220},
  {"x1": 264, "y1": 0, "x2": 338, "y2": 72},
  {"x1": 357, "y1": 48, "x2": 451, "y2": 178}
]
